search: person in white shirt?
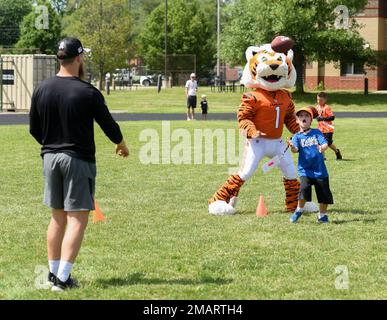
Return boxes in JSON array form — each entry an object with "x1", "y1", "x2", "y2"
[{"x1": 185, "y1": 73, "x2": 198, "y2": 120}]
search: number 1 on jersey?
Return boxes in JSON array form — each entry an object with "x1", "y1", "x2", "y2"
[{"x1": 275, "y1": 106, "x2": 280, "y2": 129}]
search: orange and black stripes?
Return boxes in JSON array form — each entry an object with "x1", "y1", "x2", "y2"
[
  {"x1": 283, "y1": 178, "x2": 300, "y2": 212},
  {"x1": 209, "y1": 174, "x2": 245, "y2": 204},
  {"x1": 237, "y1": 93, "x2": 258, "y2": 139},
  {"x1": 249, "y1": 54, "x2": 260, "y2": 80},
  {"x1": 286, "y1": 57, "x2": 293, "y2": 77}
]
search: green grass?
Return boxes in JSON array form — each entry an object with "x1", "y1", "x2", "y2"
[
  {"x1": 0, "y1": 119, "x2": 386, "y2": 299},
  {"x1": 104, "y1": 87, "x2": 387, "y2": 113}
]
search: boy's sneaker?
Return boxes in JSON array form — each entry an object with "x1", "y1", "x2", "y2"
[
  {"x1": 335, "y1": 149, "x2": 342, "y2": 160},
  {"x1": 317, "y1": 215, "x2": 329, "y2": 223},
  {"x1": 52, "y1": 275, "x2": 79, "y2": 292},
  {"x1": 47, "y1": 272, "x2": 57, "y2": 287},
  {"x1": 290, "y1": 210, "x2": 303, "y2": 223}
]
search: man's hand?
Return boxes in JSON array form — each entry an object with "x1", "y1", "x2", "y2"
[{"x1": 115, "y1": 140, "x2": 129, "y2": 157}]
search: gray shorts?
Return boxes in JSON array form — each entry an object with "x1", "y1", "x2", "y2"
[{"x1": 43, "y1": 153, "x2": 96, "y2": 212}]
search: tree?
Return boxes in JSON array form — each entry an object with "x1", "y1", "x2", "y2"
[
  {"x1": 51, "y1": 0, "x2": 83, "y2": 16},
  {"x1": 221, "y1": 0, "x2": 372, "y2": 93},
  {"x1": 50, "y1": 0, "x2": 68, "y2": 13},
  {"x1": 125, "y1": 0, "x2": 220, "y2": 68},
  {"x1": 130, "y1": 0, "x2": 161, "y2": 13},
  {"x1": 125, "y1": 0, "x2": 162, "y2": 62},
  {"x1": 62, "y1": 0, "x2": 131, "y2": 89},
  {"x1": 16, "y1": 0, "x2": 62, "y2": 54},
  {"x1": 137, "y1": 0, "x2": 216, "y2": 77},
  {"x1": 0, "y1": 0, "x2": 33, "y2": 48}
]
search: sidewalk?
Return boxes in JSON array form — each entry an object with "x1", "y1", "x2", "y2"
[{"x1": 1, "y1": 112, "x2": 387, "y2": 125}]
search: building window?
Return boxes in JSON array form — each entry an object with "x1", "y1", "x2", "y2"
[{"x1": 340, "y1": 62, "x2": 364, "y2": 75}]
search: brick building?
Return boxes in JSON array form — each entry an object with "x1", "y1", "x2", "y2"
[{"x1": 305, "y1": 0, "x2": 387, "y2": 91}]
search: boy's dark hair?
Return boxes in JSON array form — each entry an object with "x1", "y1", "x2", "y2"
[{"x1": 317, "y1": 92, "x2": 328, "y2": 99}]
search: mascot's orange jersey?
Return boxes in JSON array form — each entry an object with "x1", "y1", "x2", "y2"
[{"x1": 237, "y1": 88, "x2": 299, "y2": 139}]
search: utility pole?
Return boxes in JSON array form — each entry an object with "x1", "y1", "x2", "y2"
[
  {"x1": 128, "y1": 0, "x2": 132, "y2": 86},
  {"x1": 165, "y1": 0, "x2": 168, "y2": 87},
  {"x1": 216, "y1": 0, "x2": 220, "y2": 83},
  {"x1": 98, "y1": 0, "x2": 104, "y2": 90},
  {"x1": 0, "y1": 56, "x2": 3, "y2": 112}
]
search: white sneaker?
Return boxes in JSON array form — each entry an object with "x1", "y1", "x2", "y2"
[
  {"x1": 209, "y1": 200, "x2": 236, "y2": 215},
  {"x1": 229, "y1": 196, "x2": 238, "y2": 208}
]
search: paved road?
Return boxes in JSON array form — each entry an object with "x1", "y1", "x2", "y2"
[{"x1": 1, "y1": 112, "x2": 386, "y2": 125}]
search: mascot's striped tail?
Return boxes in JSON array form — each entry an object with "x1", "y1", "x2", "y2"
[
  {"x1": 209, "y1": 174, "x2": 245, "y2": 204},
  {"x1": 283, "y1": 178, "x2": 300, "y2": 212}
]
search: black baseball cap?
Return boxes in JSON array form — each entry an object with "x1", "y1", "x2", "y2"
[{"x1": 56, "y1": 37, "x2": 84, "y2": 60}]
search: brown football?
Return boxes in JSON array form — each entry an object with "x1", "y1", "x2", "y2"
[
  {"x1": 308, "y1": 106, "x2": 319, "y2": 119},
  {"x1": 271, "y1": 36, "x2": 295, "y2": 53}
]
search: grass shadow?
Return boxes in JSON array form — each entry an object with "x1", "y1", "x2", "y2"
[
  {"x1": 96, "y1": 272, "x2": 233, "y2": 288},
  {"x1": 326, "y1": 158, "x2": 356, "y2": 162},
  {"x1": 235, "y1": 210, "x2": 253, "y2": 216},
  {"x1": 333, "y1": 208, "x2": 379, "y2": 215},
  {"x1": 332, "y1": 218, "x2": 377, "y2": 224}
]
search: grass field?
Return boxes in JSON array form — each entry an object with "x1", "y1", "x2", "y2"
[
  {"x1": 0, "y1": 117, "x2": 386, "y2": 300},
  {"x1": 104, "y1": 87, "x2": 387, "y2": 113}
]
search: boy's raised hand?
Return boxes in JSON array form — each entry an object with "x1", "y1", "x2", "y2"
[{"x1": 286, "y1": 137, "x2": 293, "y2": 147}]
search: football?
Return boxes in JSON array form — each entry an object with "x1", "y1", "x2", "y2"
[
  {"x1": 271, "y1": 36, "x2": 295, "y2": 53},
  {"x1": 308, "y1": 106, "x2": 319, "y2": 119}
]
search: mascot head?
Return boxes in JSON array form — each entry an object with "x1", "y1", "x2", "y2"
[{"x1": 240, "y1": 44, "x2": 296, "y2": 91}]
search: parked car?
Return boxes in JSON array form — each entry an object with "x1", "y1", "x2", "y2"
[{"x1": 113, "y1": 69, "x2": 154, "y2": 86}]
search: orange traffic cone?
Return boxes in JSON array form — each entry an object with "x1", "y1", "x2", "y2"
[
  {"x1": 256, "y1": 195, "x2": 268, "y2": 217},
  {"x1": 92, "y1": 200, "x2": 106, "y2": 223}
]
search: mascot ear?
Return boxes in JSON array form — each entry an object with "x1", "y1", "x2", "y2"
[
  {"x1": 287, "y1": 49, "x2": 294, "y2": 62},
  {"x1": 245, "y1": 46, "x2": 261, "y2": 61}
]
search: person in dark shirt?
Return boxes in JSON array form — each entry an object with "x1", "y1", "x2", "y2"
[
  {"x1": 200, "y1": 94, "x2": 208, "y2": 120},
  {"x1": 29, "y1": 37, "x2": 129, "y2": 292}
]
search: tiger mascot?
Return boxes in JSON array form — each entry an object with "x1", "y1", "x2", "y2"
[{"x1": 209, "y1": 42, "x2": 311, "y2": 215}]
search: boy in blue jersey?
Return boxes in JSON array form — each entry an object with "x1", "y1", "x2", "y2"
[{"x1": 288, "y1": 107, "x2": 333, "y2": 223}]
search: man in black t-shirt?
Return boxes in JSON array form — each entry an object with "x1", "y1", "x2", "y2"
[{"x1": 29, "y1": 37, "x2": 129, "y2": 292}]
